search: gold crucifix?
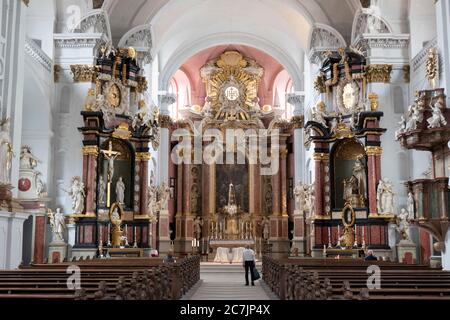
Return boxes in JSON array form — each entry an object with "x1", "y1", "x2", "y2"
[{"x1": 101, "y1": 141, "x2": 121, "y2": 208}]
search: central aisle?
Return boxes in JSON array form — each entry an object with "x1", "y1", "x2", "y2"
[{"x1": 184, "y1": 263, "x2": 278, "y2": 300}]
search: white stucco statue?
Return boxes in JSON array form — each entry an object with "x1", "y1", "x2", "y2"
[
  {"x1": 260, "y1": 217, "x2": 270, "y2": 240},
  {"x1": 20, "y1": 145, "x2": 41, "y2": 169},
  {"x1": 352, "y1": 158, "x2": 366, "y2": 199},
  {"x1": 427, "y1": 100, "x2": 447, "y2": 129},
  {"x1": 0, "y1": 118, "x2": 14, "y2": 185},
  {"x1": 147, "y1": 181, "x2": 158, "y2": 216},
  {"x1": 115, "y1": 177, "x2": 125, "y2": 204},
  {"x1": 407, "y1": 192, "x2": 415, "y2": 219},
  {"x1": 304, "y1": 185, "x2": 315, "y2": 217},
  {"x1": 63, "y1": 177, "x2": 85, "y2": 214},
  {"x1": 293, "y1": 181, "x2": 305, "y2": 212},
  {"x1": 48, "y1": 208, "x2": 66, "y2": 242},
  {"x1": 396, "y1": 208, "x2": 411, "y2": 241},
  {"x1": 201, "y1": 96, "x2": 214, "y2": 118},
  {"x1": 158, "y1": 182, "x2": 170, "y2": 211},
  {"x1": 395, "y1": 116, "x2": 406, "y2": 140},
  {"x1": 312, "y1": 101, "x2": 328, "y2": 127},
  {"x1": 377, "y1": 178, "x2": 395, "y2": 215},
  {"x1": 35, "y1": 172, "x2": 45, "y2": 198}
]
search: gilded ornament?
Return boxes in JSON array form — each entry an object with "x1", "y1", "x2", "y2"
[
  {"x1": 136, "y1": 152, "x2": 151, "y2": 161},
  {"x1": 403, "y1": 65, "x2": 410, "y2": 83},
  {"x1": 426, "y1": 48, "x2": 439, "y2": 88},
  {"x1": 54, "y1": 65, "x2": 61, "y2": 83},
  {"x1": 290, "y1": 115, "x2": 304, "y2": 129},
  {"x1": 112, "y1": 123, "x2": 132, "y2": 140},
  {"x1": 71, "y1": 65, "x2": 97, "y2": 83},
  {"x1": 159, "y1": 114, "x2": 173, "y2": 129},
  {"x1": 314, "y1": 75, "x2": 326, "y2": 94},
  {"x1": 82, "y1": 146, "x2": 99, "y2": 157},
  {"x1": 136, "y1": 76, "x2": 148, "y2": 93},
  {"x1": 365, "y1": 64, "x2": 392, "y2": 83},
  {"x1": 365, "y1": 146, "x2": 383, "y2": 156},
  {"x1": 368, "y1": 92, "x2": 379, "y2": 111},
  {"x1": 313, "y1": 153, "x2": 330, "y2": 161}
]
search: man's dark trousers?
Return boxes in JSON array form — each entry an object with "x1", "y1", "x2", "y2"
[{"x1": 244, "y1": 260, "x2": 255, "y2": 285}]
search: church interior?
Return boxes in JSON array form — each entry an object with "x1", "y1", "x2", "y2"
[{"x1": 1, "y1": 0, "x2": 450, "y2": 303}]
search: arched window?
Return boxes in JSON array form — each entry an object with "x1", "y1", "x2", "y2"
[
  {"x1": 272, "y1": 69, "x2": 294, "y2": 120},
  {"x1": 170, "y1": 69, "x2": 192, "y2": 120}
]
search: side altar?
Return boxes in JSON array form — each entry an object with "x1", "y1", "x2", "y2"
[{"x1": 68, "y1": 45, "x2": 161, "y2": 257}]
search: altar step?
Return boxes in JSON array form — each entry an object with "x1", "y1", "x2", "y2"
[{"x1": 183, "y1": 263, "x2": 278, "y2": 300}]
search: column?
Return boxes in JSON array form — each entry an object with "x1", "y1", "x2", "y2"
[
  {"x1": 313, "y1": 150, "x2": 329, "y2": 217},
  {"x1": 81, "y1": 146, "x2": 98, "y2": 216},
  {"x1": 137, "y1": 151, "x2": 150, "y2": 216},
  {"x1": 367, "y1": 146, "x2": 383, "y2": 216},
  {"x1": 157, "y1": 93, "x2": 176, "y2": 186},
  {"x1": 287, "y1": 93, "x2": 305, "y2": 184},
  {"x1": 1, "y1": 0, "x2": 26, "y2": 197},
  {"x1": 436, "y1": 0, "x2": 450, "y2": 105}
]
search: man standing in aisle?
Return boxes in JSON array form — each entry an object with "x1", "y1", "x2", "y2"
[{"x1": 243, "y1": 245, "x2": 256, "y2": 286}]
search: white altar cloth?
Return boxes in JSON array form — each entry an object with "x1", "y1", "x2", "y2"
[{"x1": 213, "y1": 247, "x2": 246, "y2": 263}]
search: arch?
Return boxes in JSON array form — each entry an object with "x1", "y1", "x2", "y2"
[
  {"x1": 307, "y1": 23, "x2": 347, "y2": 52},
  {"x1": 70, "y1": 9, "x2": 112, "y2": 40},
  {"x1": 351, "y1": 8, "x2": 394, "y2": 43},
  {"x1": 159, "y1": 32, "x2": 304, "y2": 93}
]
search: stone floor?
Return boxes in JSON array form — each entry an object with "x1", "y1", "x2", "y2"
[{"x1": 183, "y1": 263, "x2": 278, "y2": 300}]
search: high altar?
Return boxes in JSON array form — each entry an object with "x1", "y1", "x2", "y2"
[
  {"x1": 69, "y1": 45, "x2": 161, "y2": 257},
  {"x1": 170, "y1": 51, "x2": 298, "y2": 257}
]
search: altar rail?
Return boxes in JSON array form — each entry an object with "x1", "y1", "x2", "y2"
[
  {"x1": 262, "y1": 256, "x2": 450, "y2": 300},
  {"x1": 0, "y1": 256, "x2": 200, "y2": 300}
]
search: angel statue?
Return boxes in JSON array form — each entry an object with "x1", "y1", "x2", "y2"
[
  {"x1": 47, "y1": 208, "x2": 66, "y2": 242},
  {"x1": 132, "y1": 99, "x2": 153, "y2": 129},
  {"x1": 395, "y1": 116, "x2": 406, "y2": 140},
  {"x1": 312, "y1": 101, "x2": 328, "y2": 127},
  {"x1": 395, "y1": 208, "x2": 411, "y2": 241},
  {"x1": 62, "y1": 177, "x2": 86, "y2": 214},
  {"x1": 0, "y1": 118, "x2": 14, "y2": 185},
  {"x1": 427, "y1": 100, "x2": 447, "y2": 129},
  {"x1": 293, "y1": 181, "x2": 305, "y2": 212}
]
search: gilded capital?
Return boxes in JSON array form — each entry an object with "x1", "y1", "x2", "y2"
[
  {"x1": 159, "y1": 114, "x2": 173, "y2": 129},
  {"x1": 136, "y1": 152, "x2": 151, "y2": 162},
  {"x1": 313, "y1": 153, "x2": 330, "y2": 161},
  {"x1": 366, "y1": 64, "x2": 392, "y2": 83},
  {"x1": 70, "y1": 65, "x2": 98, "y2": 83},
  {"x1": 365, "y1": 146, "x2": 383, "y2": 156},
  {"x1": 82, "y1": 146, "x2": 99, "y2": 157},
  {"x1": 290, "y1": 115, "x2": 304, "y2": 129},
  {"x1": 314, "y1": 75, "x2": 326, "y2": 93}
]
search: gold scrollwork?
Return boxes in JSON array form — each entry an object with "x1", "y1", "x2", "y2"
[
  {"x1": 403, "y1": 65, "x2": 410, "y2": 83},
  {"x1": 368, "y1": 92, "x2": 379, "y2": 111},
  {"x1": 365, "y1": 64, "x2": 393, "y2": 83},
  {"x1": 136, "y1": 152, "x2": 151, "y2": 162},
  {"x1": 314, "y1": 75, "x2": 326, "y2": 94},
  {"x1": 159, "y1": 115, "x2": 173, "y2": 129},
  {"x1": 82, "y1": 146, "x2": 99, "y2": 157},
  {"x1": 365, "y1": 146, "x2": 383, "y2": 156},
  {"x1": 71, "y1": 65, "x2": 98, "y2": 83},
  {"x1": 112, "y1": 123, "x2": 132, "y2": 140},
  {"x1": 136, "y1": 76, "x2": 148, "y2": 93},
  {"x1": 313, "y1": 153, "x2": 330, "y2": 161},
  {"x1": 290, "y1": 115, "x2": 304, "y2": 129}
]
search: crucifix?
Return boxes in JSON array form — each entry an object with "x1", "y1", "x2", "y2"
[{"x1": 101, "y1": 140, "x2": 121, "y2": 208}]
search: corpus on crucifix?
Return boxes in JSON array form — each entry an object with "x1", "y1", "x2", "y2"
[{"x1": 101, "y1": 141, "x2": 121, "y2": 207}]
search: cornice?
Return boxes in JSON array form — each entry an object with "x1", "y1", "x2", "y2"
[
  {"x1": 25, "y1": 37, "x2": 52, "y2": 72},
  {"x1": 54, "y1": 33, "x2": 108, "y2": 49}
]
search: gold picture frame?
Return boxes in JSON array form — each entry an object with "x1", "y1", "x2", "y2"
[{"x1": 341, "y1": 203, "x2": 356, "y2": 228}]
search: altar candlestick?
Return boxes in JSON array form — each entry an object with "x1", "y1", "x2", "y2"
[
  {"x1": 354, "y1": 225, "x2": 358, "y2": 247},
  {"x1": 107, "y1": 223, "x2": 111, "y2": 246}
]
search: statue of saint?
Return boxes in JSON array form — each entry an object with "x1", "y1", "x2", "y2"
[
  {"x1": 62, "y1": 177, "x2": 85, "y2": 214},
  {"x1": 35, "y1": 172, "x2": 45, "y2": 198},
  {"x1": 352, "y1": 158, "x2": 366, "y2": 199},
  {"x1": 407, "y1": 192, "x2": 415, "y2": 219},
  {"x1": 312, "y1": 101, "x2": 328, "y2": 127},
  {"x1": 115, "y1": 177, "x2": 125, "y2": 204},
  {"x1": 193, "y1": 217, "x2": 203, "y2": 240},
  {"x1": 293, "y1": 181, "x2": 305, "y2": 212},
  {"x1": 158, "y1": 182, "x2": 170, "y2": 211},
  {"x1": 377, "y1": 178, "x2": 395, "y2": 214},
  {"x1": 48, "y1": 208, "x2": 65, "y2": 242},
  {"x1": 427, "y1": 100, "x2": 447, "y2": 129},
  {"x1": 396, "y1": 208, "x2": 411, "y2": 241},
  {"x1": 20, "y1": 145, "x2": 40, "y2": 169},
  {"x1": 0, "y1": 119, "x2": 14, "y2": 185},
  {"x1": 111, "y1": 207, "x2": 121, "y2": 221},
  {"x1": 395, "y1": 116, "x2": 406, "y2": 140},
  {"x1": 260, "y1": 217, "x2": 270, "y2": 240}
]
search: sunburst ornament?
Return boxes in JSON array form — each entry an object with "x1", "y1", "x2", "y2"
[{"x1": 200, "y1": 51, "x2": 264, "y2": 113}]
